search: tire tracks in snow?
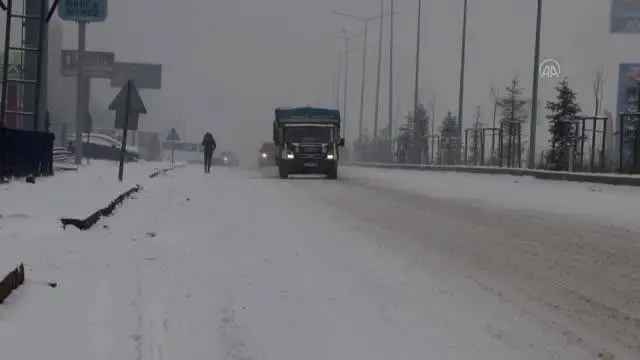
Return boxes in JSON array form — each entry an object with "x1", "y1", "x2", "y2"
[
  {"x1": 132, "y1": 259, "x2": 169, "y2": 360},
  {"x1": 219, "y1": 290, "x2": 258, "y2": 360}
]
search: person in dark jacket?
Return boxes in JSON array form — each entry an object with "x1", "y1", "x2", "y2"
[{"x1": 202, "y1": 132, "x2": 216, "y2": 173}]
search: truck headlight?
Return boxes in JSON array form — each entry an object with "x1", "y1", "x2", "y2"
[
  {"x1": 283, "y1": 149, "x2": 294, "y2": 159},
  {"x1": 261, "y1": 152, "x2": 267, "y2": 158},
  {"x1": 326, "y1": 152, "x2": 336, "y2": 160}
]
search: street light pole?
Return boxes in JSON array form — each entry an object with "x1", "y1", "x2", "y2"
[
  {"x1": 456, "y1": 0, "x2": 468, "y2": 164},
  {"x1": 342, "y1": 29, "x2": 349, "y2": 138},
  {"x1": 373, "y1": 0, "x2": 384, "y2": 157},
  {"x1": 358, "y1": 21, "x2": 368, "y2": 150},
  {"x1": 528, "y1": 0, "x2": 542, "y2": 169},
  {"x1": 338, "y1": 29, "x2": 364, "y2": 140},
  {"x1": 332, "y1": 10, "x2": 394, "y2": 155},
  {"x1": 388, "y1": 0, "x2": 395, "y2": 159},
  {"x1": 335, "y1": 51, "x2": 341, "y2": 108},
  {"x1": 413, "y1": 0, "x2": 423, "y2": 160}
]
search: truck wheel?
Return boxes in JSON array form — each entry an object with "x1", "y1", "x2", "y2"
[
  {"x1": 326, "y1": 164, "x2": 338, "y2": 179},
  {"x1": 278, "y1": 166, "x2": 288, "y2": 179}
]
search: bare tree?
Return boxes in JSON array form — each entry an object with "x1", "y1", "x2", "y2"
[
  {"x1": 470, "y1": 105, "x2": 484, "y2": 164},
  {"x1": 592, "y1": 63, "x2": 604, "y2": 116},
  {"x1": 490, "y1": 85, "x2": 499, "y2": 127}
]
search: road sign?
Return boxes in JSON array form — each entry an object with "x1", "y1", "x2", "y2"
[
  {"x1": 109, "y1": 80, "x2": 146, "y2": 131},
  {"x1": 58, "y1": 0, "x2": 108, "y2": 22},
  {"x1": 114, "y1": 112, "x2": 139, "y2": 131},
  {"x1": 61, "y1": 50, "x2": 114, "y2": 78},
  {"x1": 166, "y1": 128, "x2": 180, "y2": 141},
  {"x1": 110, "y1": 62, "x2": 162, "y2": 89},
  {"x1": 109, "y1": 80, "x2": 147, "y2": 181},
  {"x1": 611, "y1": 0, "x2": 640, "y2": 33}
]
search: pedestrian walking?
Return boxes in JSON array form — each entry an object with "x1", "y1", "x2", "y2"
[{"x1": 202, "y1": 132, "x2": 216, "y2": 173}]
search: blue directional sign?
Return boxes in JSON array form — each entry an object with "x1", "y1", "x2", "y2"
[
  {"x1": 611, "y1": 0, "x2": 640, "y2": 33},
  {"x1": 58, "y1": 0, "x2": 108, "y2": 22}
]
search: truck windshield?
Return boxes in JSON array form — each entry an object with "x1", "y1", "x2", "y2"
[{"x1": 285, "y1": 126, "x2": 333, "y2": 143}]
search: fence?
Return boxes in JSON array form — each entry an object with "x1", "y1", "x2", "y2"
[{"x1": 0, "y1": 127, "x2": 55, "y2": 179}]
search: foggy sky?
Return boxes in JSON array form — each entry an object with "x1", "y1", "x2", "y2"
[{"x1": 51, "y1": 0, "x2": 640, "y2": 160}]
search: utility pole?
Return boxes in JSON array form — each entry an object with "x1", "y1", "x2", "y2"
[
  {"x1": 358, "y1": 20, "x2": 368, "y2": 150},
  {"x1": 332, "y1": 10, "x2": 393, "y2": 152},
  {"x1": 528, "y1": 0, "x2": 542, "y2": 169},
  {"x1": 456, "y1": 0, "x2": 468, "y2": 164},
  {"x1": 373, "y1": 0, "x2": 384, "y2": 157},
  {"x1": 335, "y1": 51, "x2": 341, "y2": 108},
  {"x1": 74, "y1": 21, "x2": 87, "y2": 164},
  {"x1": 338, "y1": 29, "x2": 363, "y2": 140},
  {"x1": 413, "y1": 0, "x2": 423, "y2": 160},
  {"x1": 388, "y1": 0, "x2": 395, "y2": 159}
]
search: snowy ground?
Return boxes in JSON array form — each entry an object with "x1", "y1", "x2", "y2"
[
  {"x1": 0, "y1": 164, "x2": 637, "y2": 359},
  {"x1": 0, "y1": 160, "x2": 175, "y2": 273},
  {"x1": 344, "y1": 166, "x2": 640, "y2": 231}
]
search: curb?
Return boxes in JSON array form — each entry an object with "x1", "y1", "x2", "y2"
[
  {"x1": 349, "y1": 162, "x2": 640, "y2": 187},
  {"x1": 60, "y1": 184, "x2": 142, "y2": 231},
  {"x1": 0, "y1": 263, "x2": 25, "y2": 303},
  {"x1": 149, "y1": 163, "x2": 186, "y2": 178}
]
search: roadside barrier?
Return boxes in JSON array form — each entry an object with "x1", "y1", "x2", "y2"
[{"x1": 349, "y1": 162, "x2": 640, "y2": 187}]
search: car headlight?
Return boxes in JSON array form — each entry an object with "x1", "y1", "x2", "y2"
[
  {"x1": 286, "y1": 153, "x2": 294, "y2": 159},
  {"x1": 326, "y1": 152, "x2": 336, "y2": 160},
  {"x1": 261, "y1": 152, "x2": 267, "y2": 158}
]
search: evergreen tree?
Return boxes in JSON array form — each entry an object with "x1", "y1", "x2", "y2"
[
  {"x1": 545, "y1": 77, "x2": 581, "y2": 170},
  {"x1": 440, "y1": 111, "x2": 458, "y2": 164},
  {"x1": 497, "y1": 75, "x2": 528, "y2": 166},
  {"x1": 402, "y1": 103, "x2": 429, "y2": 163}
]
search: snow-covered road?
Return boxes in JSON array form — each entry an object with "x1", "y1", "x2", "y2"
[{"x1": 1, "y1": 163, "x2": 637, "y2": 359}]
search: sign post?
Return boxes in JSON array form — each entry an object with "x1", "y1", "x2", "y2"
[
  {"x1": 166, "y1": 128, "x2": 180, "y2": 164},
  {"x1": 58, "y1": 0, "x2": 108, "y2": 165},
  {"x1": 109, "y1": 80, "x2": 147, "y2": 181}
]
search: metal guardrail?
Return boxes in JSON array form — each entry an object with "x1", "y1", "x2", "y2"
[
  {"x1": 348, "y1": 162, "x2": 640, "y2": 187},
  {"x1": 53, "y1": 147, "x2": 71, "y2": 162}
]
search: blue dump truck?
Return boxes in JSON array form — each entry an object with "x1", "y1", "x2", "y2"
[{"x1": 273, "y1": 106, "x2": 344, "y2": 179}]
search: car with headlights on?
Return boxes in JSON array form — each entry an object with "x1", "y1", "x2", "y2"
[{"x1": 258, "y1": 142, "x2": 276, "y2": 166}]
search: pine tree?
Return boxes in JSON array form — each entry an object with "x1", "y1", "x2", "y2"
[
  {"x1": 545, "y1": 77, "x2": 581, "y2": 170},
  {"x1": 403, "y1": 103, "x2": 429, "y2": 163},
  {"x1": 497, "y1": 75, "x2": 528, "y2": 166},
  {"x1": 440, "y1": 111, "x2": 458, "y2": 164}
]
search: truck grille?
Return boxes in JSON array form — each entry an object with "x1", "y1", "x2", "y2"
[
  {"x1": 296, "y1": 153, "x2": 324, "y2": 160},
  {"x1": 299, "y1": 145, "x2": 322, "y2": 153}
]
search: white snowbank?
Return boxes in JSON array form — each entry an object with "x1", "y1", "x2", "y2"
[{"x1": 344, "y1": 166, "x2": 640, "y2": 231}]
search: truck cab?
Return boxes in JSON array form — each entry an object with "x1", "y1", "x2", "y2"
[{"x1": 273, "y1": 107, "x2": 344, "y2": 179}]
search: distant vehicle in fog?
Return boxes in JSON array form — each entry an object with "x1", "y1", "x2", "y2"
[
  {"x1": 258, "y1": 142, "x2": 276, "y2": 166},
  {"x1": 214, "y1": 151, "x2": 239, "y2": 167}
]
